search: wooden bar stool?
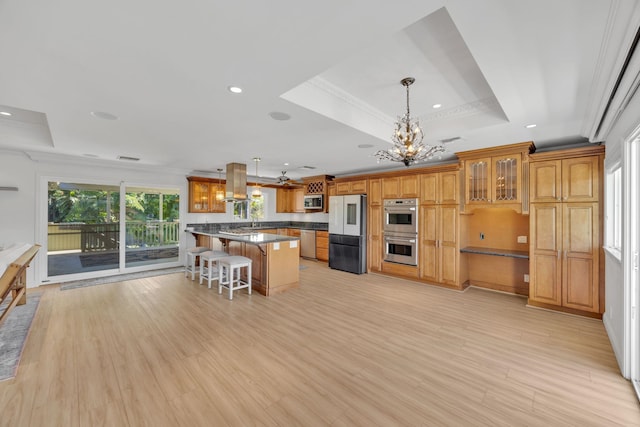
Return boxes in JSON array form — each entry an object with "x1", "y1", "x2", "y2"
[
  {"x1": 185, "y1": 246, "x2": 208, "y2": 280},
  {"x1": 218, "y1": 256, "x2": 252, "y2": 300},
  {"x1": 199, "y1": 250, "x2": 228, "y2": 289}
]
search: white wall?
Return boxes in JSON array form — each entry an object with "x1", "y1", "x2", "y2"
[{"x1": 602, "y1": 86, "x2": 640, "y2": 377}]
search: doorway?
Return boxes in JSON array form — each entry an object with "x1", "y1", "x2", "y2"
[{"x1": 46, "y1": 180, "x2": 180, "y2": 279}]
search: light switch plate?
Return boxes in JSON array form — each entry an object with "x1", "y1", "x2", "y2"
[{"x1": 517, "y1": 236, "x2": 527, "y2": 244}]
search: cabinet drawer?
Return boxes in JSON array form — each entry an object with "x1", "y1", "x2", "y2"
[
  {"x1": 316, "y1": 247, "x2": 329, "y2": 261},
  {"x1": 288, "y1": 229, "x2": 301, "y2": 237}
]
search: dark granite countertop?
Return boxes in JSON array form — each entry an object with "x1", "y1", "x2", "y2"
[
  {"x1": 460, "y1": 246, "x2": 529, "y2": 259},
  {"x1": 190, "y1": 230, "x2": 299, "y2": 244}
]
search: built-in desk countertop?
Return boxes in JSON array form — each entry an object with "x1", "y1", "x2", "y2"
[{"x1": 460, "y1": 246, "x2": 529, "y2": 259}]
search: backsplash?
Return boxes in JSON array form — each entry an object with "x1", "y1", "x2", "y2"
[{"x1": 186, "y1": 221, "x2": 328, "y2": 233}]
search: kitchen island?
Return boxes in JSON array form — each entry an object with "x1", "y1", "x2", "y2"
[{"x1": 190, "y1": 231, "x2": 300, "y2": 296}]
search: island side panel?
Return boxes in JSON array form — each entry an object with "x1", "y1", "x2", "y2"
[
  {"x1": 244, "y1": 243, "x2": 267, "y2": 296},
  {"x1": 266, "y1": 240, "x2": 300, "y2": 296}
]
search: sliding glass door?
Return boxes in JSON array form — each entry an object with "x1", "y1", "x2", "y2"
[
  {"x1": 46, "y1": 180, "x2": 179, "y2": 279},
  {"x1": 124, "y1": 186, "x2": 180, "y2": 269},
  {"x1": 47, "y1": 182, "x2": 120, "y2": 276}
]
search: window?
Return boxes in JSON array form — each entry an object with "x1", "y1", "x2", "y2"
[
  {"x1": 606, "y1": 165, "x2": 622, "y2": 257},
  {"x1": 233, "y1": 195, "x2": 265, "y2": 221},
  {"x1": 233, "y1": 201, "x2": 248, "y2": 220},
  {"x1": 250, "y1": 197, "x2": 264, "y2": 220}
]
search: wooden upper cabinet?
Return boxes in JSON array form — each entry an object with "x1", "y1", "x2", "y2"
[
  {"x1": 420, "y1": 171, "x2": 458, "y2": 205},
  {"x1": 562, "y1": 156, "x2": 599, "y2": 202},
  {"x1": 292, "y1": 188, "x2": 305, "y2": 212},
  {"x1": 276, "y1": 188, "x2": 290, "y2": 213},
  {"x1": 530, "y1": 154, "x2": 600, "y2": 203},
  {"x1": 327, "y1": 183, "x2": 336, "y2": 198},
  {"x1": 457, "y1": 141, "x2": 535, "y2": 213},
  {"x1": 336, "y1": 179, "x2": 367, "y2": 195},
  {"x1": 189, "y1": 180, "x2": 210, "y2": 213},
  {"x1": 530, "y1": 160, "x2": 562, "y2": 203},
  {"x1": 382, "y1": 175, "x2": 419, "y2": 199},
  {"x1": 465, "y1": 154, "x2": 522, "y2": 206},
  {"x1": 187, "y1": 177, "x2": 225, "y2": 213},
  {"x1": 368, "y1": 179, "x2": 382, "y2": 206},
  {"x1": 275, "y1": 187, "x2": 305, "y2": 213}
]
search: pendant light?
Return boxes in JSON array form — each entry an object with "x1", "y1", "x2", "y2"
[
  {"x1": 251, "y1": 157, "x2": 262, "y2": 198},
  {"x1": 215, "y1": 168, "x2": 224, "y2": 201}
]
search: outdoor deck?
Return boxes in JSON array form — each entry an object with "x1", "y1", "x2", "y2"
[{"x1": 47, "y1": 221, "x2": 180, "y2": 277}]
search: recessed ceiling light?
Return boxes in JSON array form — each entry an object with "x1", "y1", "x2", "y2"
[
  {"x1": 432, "y1": 104, "x2": 442, "y2": 109},
  {"x1": 0, "y1": 111, "x2": 12, "y2": 116},
  {"x1": 284, "y1": 162, "x2": 289, "y2": 166},
  {"x1": 83, "y1": 153, "x2": 99, "y2": 158},
  {"x1": 91, "y1": 111, "x2": 119, "y2": 120},
  {"x1": 268, "y1": 111, "x2": 291, "y2": 121},
  {"x1": 228, "y1": 86, "x2": 243, "y2": 94},
  {"x1": 525, "y1": 124, "x2": 537, "y2": 129},
  {"x1": 358, "y1": 144, "x2": 374, "y2": 149}
]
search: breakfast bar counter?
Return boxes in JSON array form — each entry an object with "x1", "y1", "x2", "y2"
[{"x1": 190, "y1": 231, "x2": 300, "y2": 296}]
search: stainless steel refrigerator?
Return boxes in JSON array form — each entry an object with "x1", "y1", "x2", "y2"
[{"x1": 328, "y1": 194, "x2": 367, "y2": 274}]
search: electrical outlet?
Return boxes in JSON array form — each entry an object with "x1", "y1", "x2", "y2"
[
  {"x1": 517, "y1": 235, "x2": 527, "y2": 244},
  {"x1": 524, "y1": 274, "x2": 529, "y2": 283},
  {"x1": 480, "y1": 232, "x2": 485, "y2": 240}
]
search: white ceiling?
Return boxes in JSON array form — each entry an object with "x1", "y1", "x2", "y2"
[{"x1": 0, "y1": 0, "x2": 638, "y2": 182}]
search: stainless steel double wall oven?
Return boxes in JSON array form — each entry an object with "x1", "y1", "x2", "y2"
[{"x1": 383, "y1": 198, "x2": 418, "y2": 266}]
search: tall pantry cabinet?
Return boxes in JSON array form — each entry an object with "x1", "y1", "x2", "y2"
[
  {"x1": 528, "y1": 145, "x2": 605, "y2": 316},
  {"x1": 418, "y1": 167, "x2": 466, "y2": 289}
]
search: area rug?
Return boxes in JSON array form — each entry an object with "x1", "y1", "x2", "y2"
[
  {"x1": 0, "y1": 292, "x2": 41, "y2": 381},
  {"x1": 60, "y1": 266, "x2": 184, "y2": 291}
]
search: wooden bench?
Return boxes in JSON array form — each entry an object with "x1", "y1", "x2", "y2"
[{"x1": 0, "y1": 243, "x2": 40, "y2": 327}]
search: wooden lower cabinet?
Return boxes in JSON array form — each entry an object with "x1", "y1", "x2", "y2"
[
  {"x1": 207, "y1": 238, "x2": 300, "y2": 296},
  {"x1": 419, "y1": 205, "x2": 461, "y2": 288},
  {"x1": 529, "y1": 202, "x2": 600, "y2": 315},
  {"x1": 288, "y1": 228, "x2": 301, "y2": 238},
  {"x1": 316, "y1": 231, "x2": 328, "y2": 262}
]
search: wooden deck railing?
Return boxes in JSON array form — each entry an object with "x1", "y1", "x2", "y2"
[{"x1": 47, "y1": 221, "x2": 180, "y2": 252}]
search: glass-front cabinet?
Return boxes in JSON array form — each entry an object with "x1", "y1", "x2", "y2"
[
  {"x1": 458, "y1": 141, "x2": 534, "y2": 213},
  {"x1": 187, "y1": 177, "x2": 226, "y2": 213},
  {"x1": 466, "y1": 157, "x2": 490, "y2": 203},
  {"x1": 465, "y1": 155, "x2": 520, "y2": 205},
  {"x1": 493, "y1": 156, "x2": 519, "y2": 202}
]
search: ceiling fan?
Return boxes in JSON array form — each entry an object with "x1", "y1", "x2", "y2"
[
  {"x1": 276, "y1": 171, "x2": 305, "y2": 187},
  {"x1": 277, "y1": 171, "x2": 292, "y2": 185}
]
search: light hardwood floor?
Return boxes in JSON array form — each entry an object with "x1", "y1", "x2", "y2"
[{"x1": 1, "y1": 260, "x2": 638, "y2": 426}]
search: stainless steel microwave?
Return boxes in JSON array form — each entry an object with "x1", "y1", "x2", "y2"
[{"x1": 303, "y1": 194, "x2": 324, "y2": 209}]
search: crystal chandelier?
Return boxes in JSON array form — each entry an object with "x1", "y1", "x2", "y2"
[{"x1": 374, "y1": 77, "x2": 446, "y2": 167}]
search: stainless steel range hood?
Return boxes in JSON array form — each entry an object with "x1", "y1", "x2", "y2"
[{"x1": 224, "y1": 162, "x2": 247, "y2": 201}]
